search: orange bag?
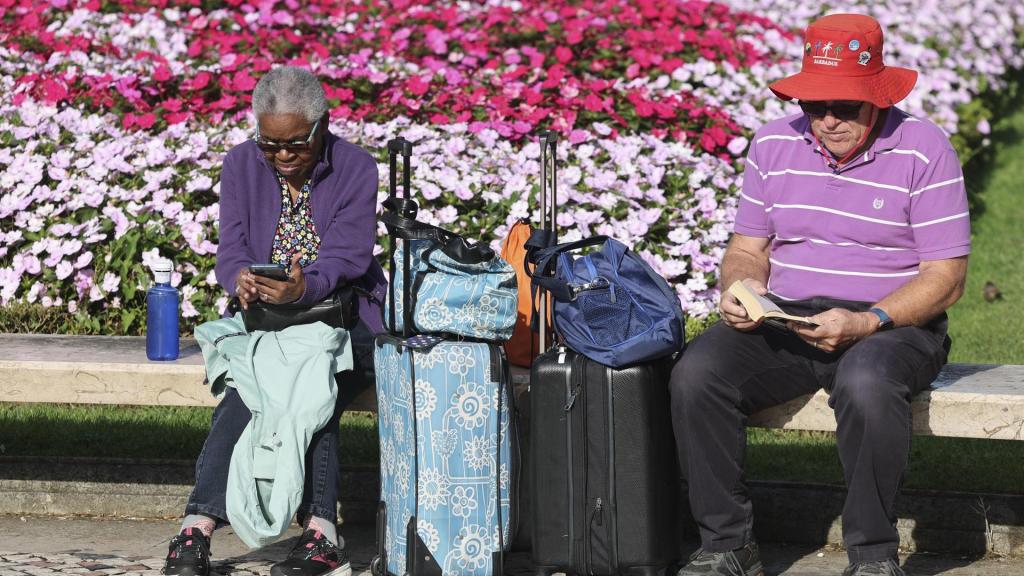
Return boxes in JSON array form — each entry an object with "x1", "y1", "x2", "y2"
[{"x1": 501, "y1": 219, "x2": 545, "y2": 367}]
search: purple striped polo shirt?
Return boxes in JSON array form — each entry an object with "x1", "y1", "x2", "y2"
[{"x1": 734, "y1": 108, "x2": 971, "y2": 303}]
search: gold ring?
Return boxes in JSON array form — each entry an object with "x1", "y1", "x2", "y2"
[{"x1": 813, "y1": 340, "x2": 819, "y2": 349}]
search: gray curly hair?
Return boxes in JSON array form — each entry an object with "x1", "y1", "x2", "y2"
[{"x1": 251, "y1": 66, "x2": 328, "y2": 124}]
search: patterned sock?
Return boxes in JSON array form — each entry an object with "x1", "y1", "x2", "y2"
[
  {"x1": 180, "y1": 514, "x2": 216, "y2": 539},
  {"x1": 305, "y1": 516, "x2": 340, "y2": 547}
]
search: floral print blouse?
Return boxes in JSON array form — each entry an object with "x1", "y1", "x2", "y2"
[{"x1": 270, "y1": 172, "x2": 321, "y2": 268}]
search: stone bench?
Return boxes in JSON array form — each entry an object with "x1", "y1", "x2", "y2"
[{"x1": 2, "y1": 334, "x2": 1022, "y2": 440}]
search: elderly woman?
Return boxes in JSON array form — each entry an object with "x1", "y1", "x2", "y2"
[{"x1": 163, "y1": 66, "x2": 386, "y2": 576}]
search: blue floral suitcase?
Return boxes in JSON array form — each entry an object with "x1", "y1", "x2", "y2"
[{"x1": 372, "y1": 333, "x2": 516, "y2": 576}]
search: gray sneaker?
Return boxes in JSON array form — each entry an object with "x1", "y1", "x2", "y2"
[
  {"x1": 842, "y1": 559, "x2": 905, "y2": 576},
  {"x1": 677, "y1": 541, "x2": 764, "y2": 576}
]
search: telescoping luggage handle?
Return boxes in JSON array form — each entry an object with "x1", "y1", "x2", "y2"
[
  {"x1": 533, "y1": 130, "x2": 558, "y2": 353},
  {"x1": 386, "y1": 137, "x2": 414, "y2": 338}
]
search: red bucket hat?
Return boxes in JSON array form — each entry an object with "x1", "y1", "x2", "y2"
[{"x1": 769, "y1": 14, "x2": 917, "y2": 108}]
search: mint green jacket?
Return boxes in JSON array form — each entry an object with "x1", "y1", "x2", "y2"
[{"x1": 194, "y1": 314, "x2": 353, "y2": 549}]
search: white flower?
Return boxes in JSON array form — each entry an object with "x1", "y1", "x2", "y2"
[
  {"x1": 416, "y1": 297, "x2": 452, "y2": 331},
  {"x1": 417, "y1": 468, "x2": 450, "y2": 512},
  {"x1": 451, "y1": 485, "x2": 477, "y2": 518},
  {"x1": 394, "y1": 458, "x2": 410, "y2": 496},
  {"x1": 414, "y1": 345, "x2": 445, "y2": 370},
  {"x1": 499, "y1": 462, "x2": 510, "y2": 491},
  {"x1": 454, "y1": 382, "x2": 490, "y2": 429},
  {"x1": 447, "y1": 346, "x2": 477, "y2": 377},
  {"x1": 381, "y1": 440, "x2": 396, "y2": 476},
  {"x1": 417, "y1": 519, "x2": 441, "y2": 551},
  {"x1": 463, "y1": 435, "x2": 494, "y2": 472},
  {"x1": 414, "y1": 379, "x2": 438, "y2": 420},
  {"x1": 453, "y1": 525, "x2": 491, "y2": 570}
]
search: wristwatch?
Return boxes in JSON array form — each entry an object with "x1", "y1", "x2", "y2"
[{"x1": 868, "y1": 307, "x2": 895, "y2": 331}]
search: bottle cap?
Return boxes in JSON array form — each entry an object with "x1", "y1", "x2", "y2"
[{"x1": 152, "y1": 258, "x2": 172, "y2": 284}]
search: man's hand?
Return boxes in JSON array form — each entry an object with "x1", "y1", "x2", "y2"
[
  {"x1": 789, "y1": 309, "x2": 879, "y2": 353},
  {"x1": 720, "y1": 278, "x2": 768, "y2": 332},
  {"x1": 235, "y1": 268, "x2": 260, "y2": 310},
  {"x1": 252, "y1": 253, "x2": 306, "y2": 305}
]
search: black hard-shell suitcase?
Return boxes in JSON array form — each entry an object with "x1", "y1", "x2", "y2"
[{"x1": 529, "y1": 347, "x2": 678, "y2": 576}]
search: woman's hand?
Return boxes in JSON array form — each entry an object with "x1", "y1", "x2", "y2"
[
  {"x1": 235, "y1": 269, "x2": 260, "y2": 310},
  {"x1": 719, "y1": 278, "x2": 768, "y2": 332},
  {"x1": 788, "y1": 309, "x2": 878, "y2": 353},
  {"x1": 252, "y1": 253, "x2": 306, "y2": 305}
]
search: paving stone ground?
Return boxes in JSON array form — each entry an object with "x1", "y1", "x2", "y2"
[{"x1": 2, "y1": 515, "x2": 1023, "y2": 576}]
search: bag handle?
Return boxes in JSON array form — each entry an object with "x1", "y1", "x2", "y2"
[
  {"x1": 386, "y1": 137, "x2": 413, "y2": 337},
  {"x1": 380, "y1": 199, "x2": 496, "y2": 264},
  {"x1": 529, "y1": 235, "x2": 611, "y2": 302},
  {"x1": 535, "y1": 130, "x2": 558, "y2": 352}
]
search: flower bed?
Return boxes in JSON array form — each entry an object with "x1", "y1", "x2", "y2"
[{"x1": 1, "y1": 0, "x2": 1021, "y2": 334}]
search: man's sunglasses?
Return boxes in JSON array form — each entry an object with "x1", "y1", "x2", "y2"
[
  {"x1": 253, "y1": 118, "x2": 320, "y2": 153},
  {"x1": 798, "y1": 101, "x2": 864, "y2": 121}
]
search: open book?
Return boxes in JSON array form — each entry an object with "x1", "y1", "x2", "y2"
[{"x1": 727, "y1": 281, "x2": 819, "y2": 330}]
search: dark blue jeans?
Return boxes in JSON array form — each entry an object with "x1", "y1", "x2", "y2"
[
  {"x1": 670, "y1": 298, "x2": 950, "y2": 565},
  {"x1": 185, "y1": 320, "x2": 376, "y2": 525}
]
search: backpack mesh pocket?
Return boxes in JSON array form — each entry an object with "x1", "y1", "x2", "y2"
[{"x1": 580, "y1": 284, "x2": 650, "y2": 347}]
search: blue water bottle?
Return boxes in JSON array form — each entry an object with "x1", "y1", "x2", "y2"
[{"x1": 146, "y1": 258, "x2": 180, "y2": 361}]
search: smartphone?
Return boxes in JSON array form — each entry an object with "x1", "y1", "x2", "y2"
[{"x1": 249, "y1": 263, "x2": 289, "y2": 281}]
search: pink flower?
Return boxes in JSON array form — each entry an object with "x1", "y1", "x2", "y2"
[
  {"x1": 75, "y1": 252, "x2": 93, "y2": 269},
  {"x1": 102, "y1": 272, "x2": 120, "y2": 294},
  {"x1": 56, "y1": 261, "x2": 74, "y2": 280},
  {"x1": 425, "y1": 29, "x2": 449, "y2": 55}
]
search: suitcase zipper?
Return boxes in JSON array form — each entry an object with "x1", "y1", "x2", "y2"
[
  {"x1": 577, "y1": 354, "x2": 589, "y2": 575},
  {"x1": 606, "y1": 366, "x2": 619, "y2": 572},
  {"x1": 564, "y1": 384, "x2": 581, "y2": 411},
  {"x1": 586, "y1": 497, "x2": 604, "y2": 575},
  {"x1": 489, "y1": 343, "x2": 511, "y2": 569},
  {"x1": 563, "y1": 350, "x2": 576, "y2": 568}
]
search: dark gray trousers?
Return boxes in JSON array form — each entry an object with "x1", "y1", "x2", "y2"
[{"x1": 669, "y1": 297, "x2": 949, "y2": 564}]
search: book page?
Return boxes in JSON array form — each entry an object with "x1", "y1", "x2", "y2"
[{"x1": 727, "y1": 281, "x2": 819, "y2": 326}]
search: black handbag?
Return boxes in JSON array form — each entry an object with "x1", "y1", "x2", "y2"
[{"x1": 229, "y1": 285, "x2": 360, "y2": 332}]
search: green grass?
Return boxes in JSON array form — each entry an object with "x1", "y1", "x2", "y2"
[
  {"x1": 944, "y1": 99, "x2": 1024, "y2": 363},
  {"x1": 745, "y1": 429, "x2": 1024, "y2": 494},
  {"x1": 0, "y1": 403, "x2": 379, "y2": 467}
]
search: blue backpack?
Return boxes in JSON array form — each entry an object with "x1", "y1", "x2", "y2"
[{"x1": 529, "y1": 236, "x2": 685, "y2": 368}]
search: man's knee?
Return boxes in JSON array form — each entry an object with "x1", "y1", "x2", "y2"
[
  {"x1": 670, "y1": 328, "x2": 738, "y2": 412},
  {"x1": 831, "y1": 342, "x2": 912, "y2": 417}
]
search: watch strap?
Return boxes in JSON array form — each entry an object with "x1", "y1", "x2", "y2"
[{"x1": 869, "y1": 307, "x2": 894, "y2": 330}]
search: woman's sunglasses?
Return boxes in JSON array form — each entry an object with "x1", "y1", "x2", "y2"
[
  {"x1": 253, "y1": 118, "x2": 320, "y2": 153},
  {"x1": 798, "y1": 101, "x2": 864, "y2": 121}
]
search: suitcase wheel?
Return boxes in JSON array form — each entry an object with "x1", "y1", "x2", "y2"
[{"x1": 370, "y1": 556, "x2": 383, "y2": 576}]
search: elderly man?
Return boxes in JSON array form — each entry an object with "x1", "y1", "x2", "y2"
[{"x1": 671, "y1": 14, "x2": 970, "y2": 576}]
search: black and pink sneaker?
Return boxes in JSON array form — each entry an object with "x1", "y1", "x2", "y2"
[
  {"x1": 271, "y1": 529, "x2": 352, "y2": 576},
  {"x1": 162, "y1": 527, "x2": 211, "y2": 576}
]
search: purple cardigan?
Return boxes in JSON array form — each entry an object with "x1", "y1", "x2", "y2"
[{"x1": 215, "y1": 132, "x2": 387, "y2": 334}]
